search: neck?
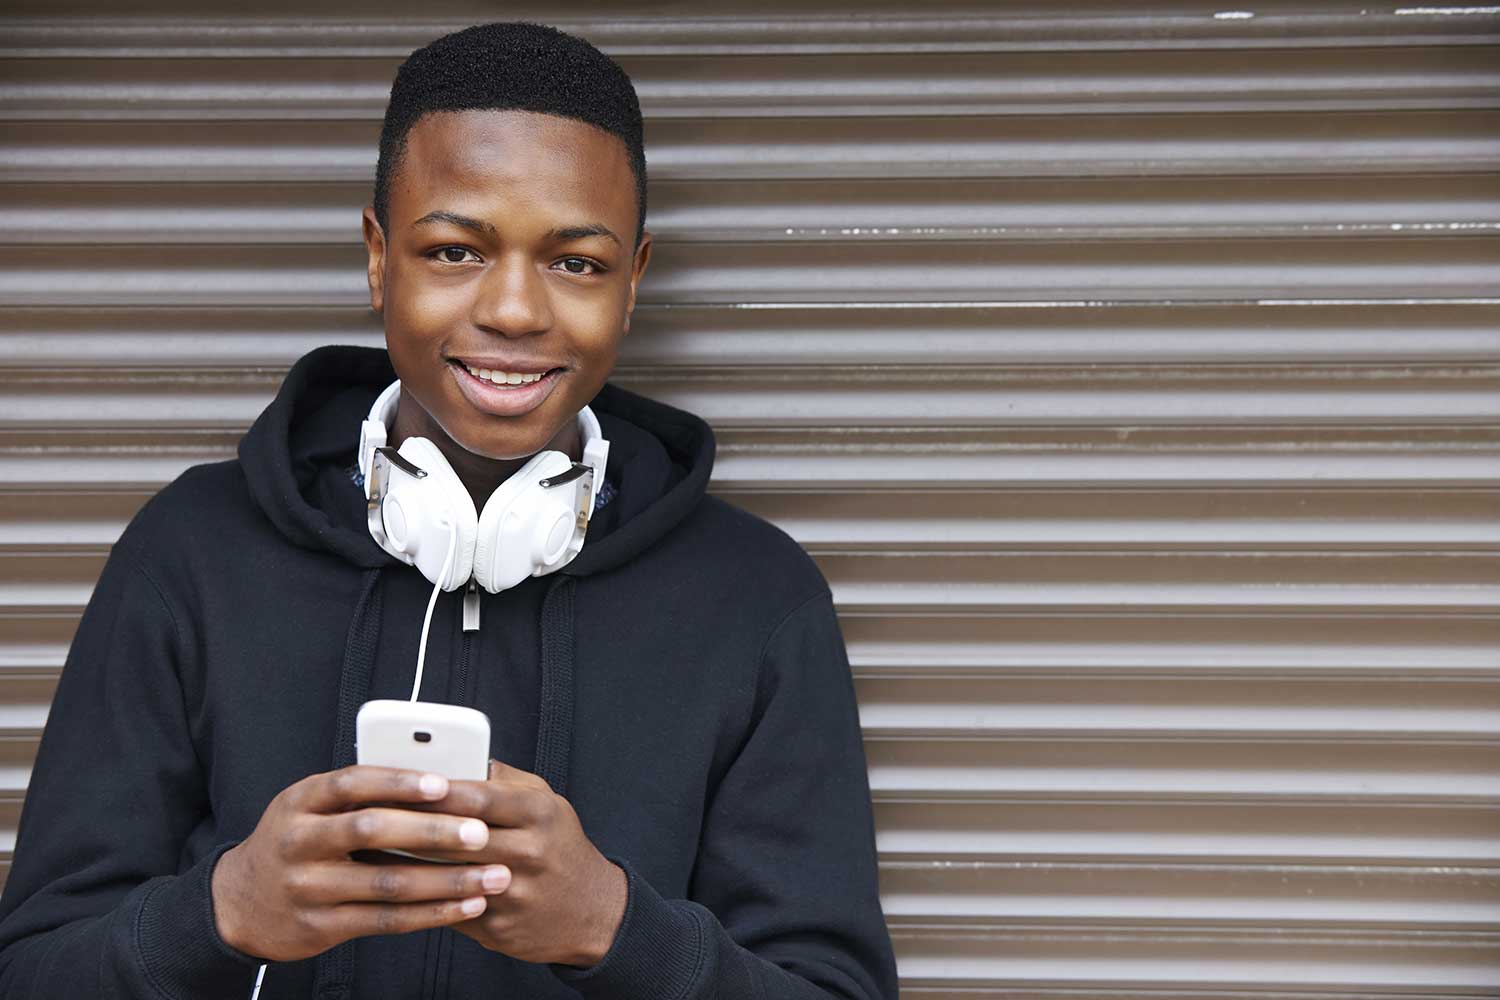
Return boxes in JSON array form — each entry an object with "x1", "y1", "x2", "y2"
[{"x1": 389, "y1": 388, "x2": 583, "y2": 513}]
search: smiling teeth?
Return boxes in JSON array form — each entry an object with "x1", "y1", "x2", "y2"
[{"x1": 463, "y1": 363, "x2": 546, "y2": 385}]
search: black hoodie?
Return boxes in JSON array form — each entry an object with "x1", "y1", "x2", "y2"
[{"x1": 0, "y1": 345, "x2": 898, "y2": 1000}]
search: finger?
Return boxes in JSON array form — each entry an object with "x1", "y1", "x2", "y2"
[
  {"x1": 315, "y1": 806, "x2": 491, "y2": 855},
  {"x1": 382, "y1": 827, "x2": 539, "y2": 870},
  {"x1": 485, "y1": 759, "x2": 550, "y2": 790},
  {"x1": 301, "y1": 860, "x2": 511, "y2": 905},
  {"x1": 326, "y1": 895, "x2": 491, "y2": 939},
  {"x1": 295, "y1": 765, "x2": 450, "y2": 814},
  {"x1": 438, "y1": 778, "x2": 553, "y2": 829}
]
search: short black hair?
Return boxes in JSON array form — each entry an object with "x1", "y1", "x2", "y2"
[{"x1": 373, "y1": 22, "x2": 647, "y2": 245}]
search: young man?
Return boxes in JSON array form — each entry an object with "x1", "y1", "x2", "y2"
[{"x1": 0, "y1": 21, "x2": 898, "y2": 1000}]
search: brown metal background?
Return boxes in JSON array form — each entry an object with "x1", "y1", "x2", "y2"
[{"x1": 1, "y1": 2, "x2": 1498, "y2": 996}]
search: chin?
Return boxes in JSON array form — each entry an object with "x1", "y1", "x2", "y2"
[
  {"x1": 446, "y1": 415, "x2": 567, "y2": 461},
  {"x1": 442, "y1": 427, "x2": 547, "y2": 462}
]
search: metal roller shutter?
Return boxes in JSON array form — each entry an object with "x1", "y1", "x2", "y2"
[{"x1": 1, "y1": 3, "x2": 1497, "y2": 996}]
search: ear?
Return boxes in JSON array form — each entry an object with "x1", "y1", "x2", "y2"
[
  {"x1": 621, "y1": 231, "x2": 653, "y2": 335},
  {"x1": 361, "y1": 205, "x2": 387, "y2": 314}
]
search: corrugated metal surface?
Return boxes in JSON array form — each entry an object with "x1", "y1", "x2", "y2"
[{"x1": 2, "y1": 2, "x2": 1499, "y2": 995}]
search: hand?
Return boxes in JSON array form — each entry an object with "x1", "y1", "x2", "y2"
[
  {"x1": 414, "y1": 760, "x2": 628, "y2": 967},
  {"x1": 210, "y1": 765, "x2": 512, "y2": 962}
]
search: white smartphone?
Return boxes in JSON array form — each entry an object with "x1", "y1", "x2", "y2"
[
  {"x1": 356, "y1": 699, "x2": 491, "y2": 779},
  {"x1": 355, "y1": 699, "x2": 491, "y2": 863}
]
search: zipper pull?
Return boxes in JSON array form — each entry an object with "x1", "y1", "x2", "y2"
[{"x1": 462, "y1": 577, "x2": 481, "y2": 632}]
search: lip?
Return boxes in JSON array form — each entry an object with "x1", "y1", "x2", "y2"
[{"x1": 448, "y1": 359, "x2": 564, "y2": 417}]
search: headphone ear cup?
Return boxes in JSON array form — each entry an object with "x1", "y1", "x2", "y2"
[
  {"x1": 474, "y1": 450, "x2": 571, "y2": 592},
  {"x1": 391, "y1": 437, "x2": 479, "y2": 589}
]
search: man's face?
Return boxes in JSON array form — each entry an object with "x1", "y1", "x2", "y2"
[{"x1": 361, "y1": 109, "x2": 651, "y2": 462}]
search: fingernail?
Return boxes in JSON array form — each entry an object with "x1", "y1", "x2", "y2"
[
  {"x1": 481, "y1": 865, "x2": 510, "y2": 892},
  {"x1": 458, "y1": 819, "x2": 488, "y2": 848},
  {"x1": 461, "y1": 896, "x2": 486, "y2": 916},
  {"x1": 418, "y1": 774, "x2": 448, "y2": 798}
]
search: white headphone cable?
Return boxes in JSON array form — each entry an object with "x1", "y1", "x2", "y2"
[
  {"x1": 248, "y1": 516, "x2": 458, "y2": 999},
  {"x1": 411, "y1": 515, "x2": 458, "y2": 702}
]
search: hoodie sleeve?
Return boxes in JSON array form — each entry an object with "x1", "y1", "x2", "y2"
[
  {"x1": 0, "y1": 541, "x2": 263, "y2": 998},
  {"x1": 552, "y1": 590, "x2": 900, "y2": 1000}
]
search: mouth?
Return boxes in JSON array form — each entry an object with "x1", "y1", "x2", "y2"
[{"x1": 447, "y1": 358, "x2": 566, "y2": 417}]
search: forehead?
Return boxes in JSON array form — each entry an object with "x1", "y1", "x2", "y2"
[{"x1": 391, "y1": 109, "x2": 634, "y2": 224}]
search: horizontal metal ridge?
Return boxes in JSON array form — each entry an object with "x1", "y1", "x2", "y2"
[
  {"x1": 874, "y1": 857, "x2": 1500, "y2": 928},
  {"x1": 6, "y1": 666, "x2": 1498, "y2": 741},
  {"x1": 879, "y1": 857, "x2": 1500, "y2": 877},
  {"x1": 2, "y1": 46, "x2": 1497, "y2": 120},
  {"x1": 887, "y1": 918, "x2": 1500, "y2": 939},
  {"x1": 814, "y1": 550, "x2": 1500, "y2": 615},
  {"x1": 4, "y1": 425, "x2": 1499, "y2": 488},
  {"x1": 726, "y1": 489, "x2": 1500, "y2": 551},
  {"x1": 839, "y1": 612, "x2": 1500, "y2": 680},
  {"x1": 9, "y1": 221, "x2": 1500, "y2": 248},
  {"x1": 4, "y1": 239, "x2": 1496, "y2": 306},
  {"x1": 866, "y1": 737, "x2": 1500, "y2": 804},
  {"x1": 2, "y1": 8, "x2": 1498, "y2": 55},
  {"x1": 4, "y1": 360, "x2": 1499, "y2": 385},
  {"x1": 887, "y1": 916, "x2": 1500, "y2": 996},
  {"x1": 895, "y1": 989, "x2": 1491, "y2": 1000},
  {"x1": 7, "y1": 548, "x2": 1499, "y2": 613},
  {"x1": 616, "y1": 363, "x2": 1500, "y2": 426},
  {"x1": 711, "y1": 425, "x2": 1500, "y2": 488},
  {"x1": 872, "y1": 798, "x2": 1500, "y2": 864},
  {"x1": 11, "y1": 610, "x2": 1498, "y2": 678},
  {"x1": 1, "y1": 730, "x2": 1491, "y2": 806},
  {"x1": 869, "y1": 727, "x2": 1500, "y2": 746},
  {"x1": 853, "y1": 675, "x2": 1500, "y2": 743},
  {"x1": 8, "y1": 367, "x2": 1500, "y2": 431},
  {"x1": 897, "y1": 991, "x2": 1492, "y2": 1000},
  {"x1": 4, "y1": 112, "x2": 1498, "y2": 183},
  {"x1": 9, "y1": 487, "x2": 1498, "y2": 551},
  {"x1": 883, "y1": 790, "x2": 1492, "y2": 808},
  {"x1": 890, "y1": 934, "x2": 1500, "y2": 998},
  {"x1": 5, "y1": 363, "x2": 1500, "y2": 428},
  {"x1": 6, "y1": 176, "x2": 1498, "y2": 247},
  {"x1": 6, "y1": 655, "x2": 1498, "y2": 684},
  {"x1": 6, "y1": 635, "x2": 1497, "y2": 681},
  {"x1": 4, "y1": 302, "x2": 1500, "y2": 367}
]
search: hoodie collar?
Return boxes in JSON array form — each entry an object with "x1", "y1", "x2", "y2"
[{"x1": 237, "y1": 344, "x2": 715, "y2": 575}]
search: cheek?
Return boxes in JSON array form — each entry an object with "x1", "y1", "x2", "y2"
[
  {"x1": 554, "y1": 291, "x2": 628, "y2": 356},
  {"x1": 388, "y1": 259, "x2": 467, "y2": 331}
]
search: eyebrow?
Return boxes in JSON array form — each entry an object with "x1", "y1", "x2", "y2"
[
  {"x1": 548, "y1": 224, "x2": 621, "y2": 247},
  {"x1": 411, "y1": 211, "x2": 621, "y2": 247},
  {"x1": 412, "y1": 210, "x2": 496, "y2": 238}
]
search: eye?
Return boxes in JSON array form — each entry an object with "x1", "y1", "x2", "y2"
[
  {"x1": 557, "y1": 256, "x2": 602, "y2": 276},
  {"x1": 429, "y1": 246, "x2": 479, "y2": 264}
]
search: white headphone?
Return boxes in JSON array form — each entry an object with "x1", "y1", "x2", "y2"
[{"x1": 357, "y1": 378, "x2": 610, "y2": 593}]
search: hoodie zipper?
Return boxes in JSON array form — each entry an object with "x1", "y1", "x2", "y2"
[
  {"x1": 462, "y1": 577, "x2": 481, "y2": 632},
  {"x1": 457, "y1": 576, "x2": 478, "y2": 704},
  {"x1": 432, "y1": 580, "x2": 479, "y2": 1000}
]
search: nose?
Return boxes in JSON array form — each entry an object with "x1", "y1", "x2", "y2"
[{"x1": 472, "y1": 250, "x2": 553, "y2": 337}]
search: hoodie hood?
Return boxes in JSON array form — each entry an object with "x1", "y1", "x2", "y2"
[{"x1": 237, "y1": 344, "x2": 716, "y2": 575}]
